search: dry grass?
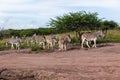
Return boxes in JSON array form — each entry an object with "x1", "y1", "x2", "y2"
[{"x1": 0, "y1": 30, "x2": 120, "y2": 51}]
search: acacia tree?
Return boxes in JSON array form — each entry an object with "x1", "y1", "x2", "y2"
[
  {"x1": 49, "y1": 11, "x2": 103, "y2": 33},
  {"x1": 102, "y1": 20, "x2": 118, "y2": 29}
]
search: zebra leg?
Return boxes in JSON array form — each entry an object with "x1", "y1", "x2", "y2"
[
  {"x1": 92, "y1": 40, "x2": 97, "y2": 48},
  {"x1": 15, "y1": 43, "x2": 18, "y2": 49},
  {"x1": 17, "y1": 44, "x2": 20, "y2": 50},
  {"x1": 58, "y1": 45, "x2": 61, "y2": 51},
  {"x1": 61, "y1": 44, "x2": 64, "y2": 51},
  {"x1": 58, "y1": 44, "x2": 63, "y2": 51},
  {"x1": 52, "y1": 40, "x2": 55, "y2": 48},
  {"x1": 94, "y1": 40, "x2": 96, "y2": 48},
  {"x1": 27, "y1": 40, "x2": 29, "y2": 46},
  {"x1": 42, "y1": 42, "x2": 46, "y2": 49},
  {"x1": 81, "y1": 39, "x2": 85, "y2": 48},
  {"x1": 58, "y1": 42, "x2": 61, "y2": 51},
  {"x1": 86, "y1": 41, "x2": 90, "y2": 48},
  {"x1": 48, "y1": 43, "x2": 51, "y2": 49},
  {"x1": 63, "y1": 44, "x2": 67, "y2": 51},
  {"x1": 50, "y1": 42, "x2": 53, "y2": 49},
  {"x1": 6, "y1": 42, "x2": 8, "y2": 46},
  {"x1": 11, "y1": 43, "x2": 14, "y2": 49},
  {"x1": 46, "y1": 43, "x2": 49, "y2": 49}
]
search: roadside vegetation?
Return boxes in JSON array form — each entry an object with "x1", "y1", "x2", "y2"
[{"x1": 0, "y1": 11, "x2": 120, "y2": 51}]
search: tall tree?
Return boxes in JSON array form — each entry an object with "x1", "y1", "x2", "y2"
[
  {"x1": 49, "y1": 11, "x2": 103, "y2": 33},
  {"x1": 103, "y1": 20, "x2": 118, "y2": 29}
]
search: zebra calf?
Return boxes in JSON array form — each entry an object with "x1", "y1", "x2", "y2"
[
  {"x1": 58, "y1": 34, "x2": 71, "y2": 51},
  {"x1": 81, "y1": 30, "x2": 105, "y2": 48},
  {"x1": 45, "y1": 35, "x2": 58, "y2": 49}
]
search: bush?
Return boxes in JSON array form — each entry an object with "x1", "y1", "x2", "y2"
[
  {"x1": 0, "y1": 45, "x2": 9, "y2": 51},
  {"x1": 0, "y1": 40, "x2": 9, "y2": 51},
  {"x1": 20, "y1": 39, "x2": 29, "y2": 49},
  {"x1": 31, "y1": 45, "x2": 44, "y2": 51},
  {"x1": 70, "y1": 37, "x2": 79, "y2": 43}
]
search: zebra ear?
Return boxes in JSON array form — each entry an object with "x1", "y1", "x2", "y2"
[{"x1": 102, "y1": 30, "x2": 107, "y2": 34}]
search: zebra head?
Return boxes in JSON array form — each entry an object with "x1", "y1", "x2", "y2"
[
  {"x1": 97, "y1": 30, "x2": 105, "y2": 37},
  {"x1": 66, "y1": 34, "x2": 71, "y2": 43}
]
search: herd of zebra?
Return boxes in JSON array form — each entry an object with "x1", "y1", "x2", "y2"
[{"x1": 4, "y1": 30, "x2": 105, "y2": 51}]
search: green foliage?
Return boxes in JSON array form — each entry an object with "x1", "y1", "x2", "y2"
[
  {"x1": 20, "y1": 41, "x2": 28, "y2": 49},
  {"x1": 71, "y1": 37, "x2": 79, "y2": 43},
  {"x1": 0, "y1": 30, "x2": 120, "y2": 51},
  {"x1": 49, "y1": 11, "x2": 103, "y2": 33},
  {"x1": 0, "y1": 45, "x2": 9, "y2": 51},
  {"x1": 97, "y1": 30, "x2": 120, "y2": 43},
  {"x1": 0, "y1": 28, "x2": 57, "y2": 38},
  {"x1": 0, "y1": 40, "x2": 9, "y2": 51},
  {"x1": 101, "y1": 20, "x2": 118, "y2": 30},
  {"x1": 31, "y1": 44, "x2": 44, "y2": 51}
]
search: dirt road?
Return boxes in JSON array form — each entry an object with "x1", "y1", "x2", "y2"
[{"x1": 0, "y1": 43, "x2": 120, "y2": 80}]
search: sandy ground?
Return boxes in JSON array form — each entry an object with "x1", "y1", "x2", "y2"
[{"x1": 0, "y1": 43, "x2": 120, "y2": 80}]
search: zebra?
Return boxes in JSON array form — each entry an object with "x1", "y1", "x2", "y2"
[
  {"x1": 58, "y1": 34, "x2": 71, "y2": 51},
  {"x1": 81, "y1": 30, "x2": 105, "y2": 48},
  {"x1": 45, "y1": 35, "x2": 58, "y2": 49},
  {"x1": 6, "y1": 36, "x2": 25, "y2": 50},
  {"x1": 51, "y1": 35, "x2": 59, "y2": 47},
  {"x1": 26, "y1": 34, "x2": 36, "y2": 46},
  {"x1": 35, "y1": 35, "x2": 46, "y2": 49}
]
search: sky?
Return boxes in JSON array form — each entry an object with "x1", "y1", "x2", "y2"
[{"x1": 0, "y1": 0, "x2": 120, "y2": 29}]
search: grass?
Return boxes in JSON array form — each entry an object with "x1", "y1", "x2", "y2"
[
  {"x1": 20, "y1": 39, "x2": 29, "y2": 49},
  {"x1": 70, "y1": 30, "x2": 120, "y2": 43},
  {"x1": 31, "y1": 44, "x2": 44, "y2": 51},
  {"x1": 0, "y1": 29, "x2": 120, "y2": 51},
  {"x1": 0, "y1": 40, "x2": 9, "y2": 51},
  {"x1": 97, "y1": 30, "x2": 120, "y2": 43}
]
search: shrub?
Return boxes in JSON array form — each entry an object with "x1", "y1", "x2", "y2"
[
  {"x1": 0, "y1": 45, "x2": 9, "y2": 51},
  {"x1": 20, "y1": 42, "x2": 29, "y2": 49},
  {"x1": 31, "y1": 45, "x2": 44, "y2": 51},
  {"x1": 70, "y1": 37, "x2": 79, "y2": 43}
]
